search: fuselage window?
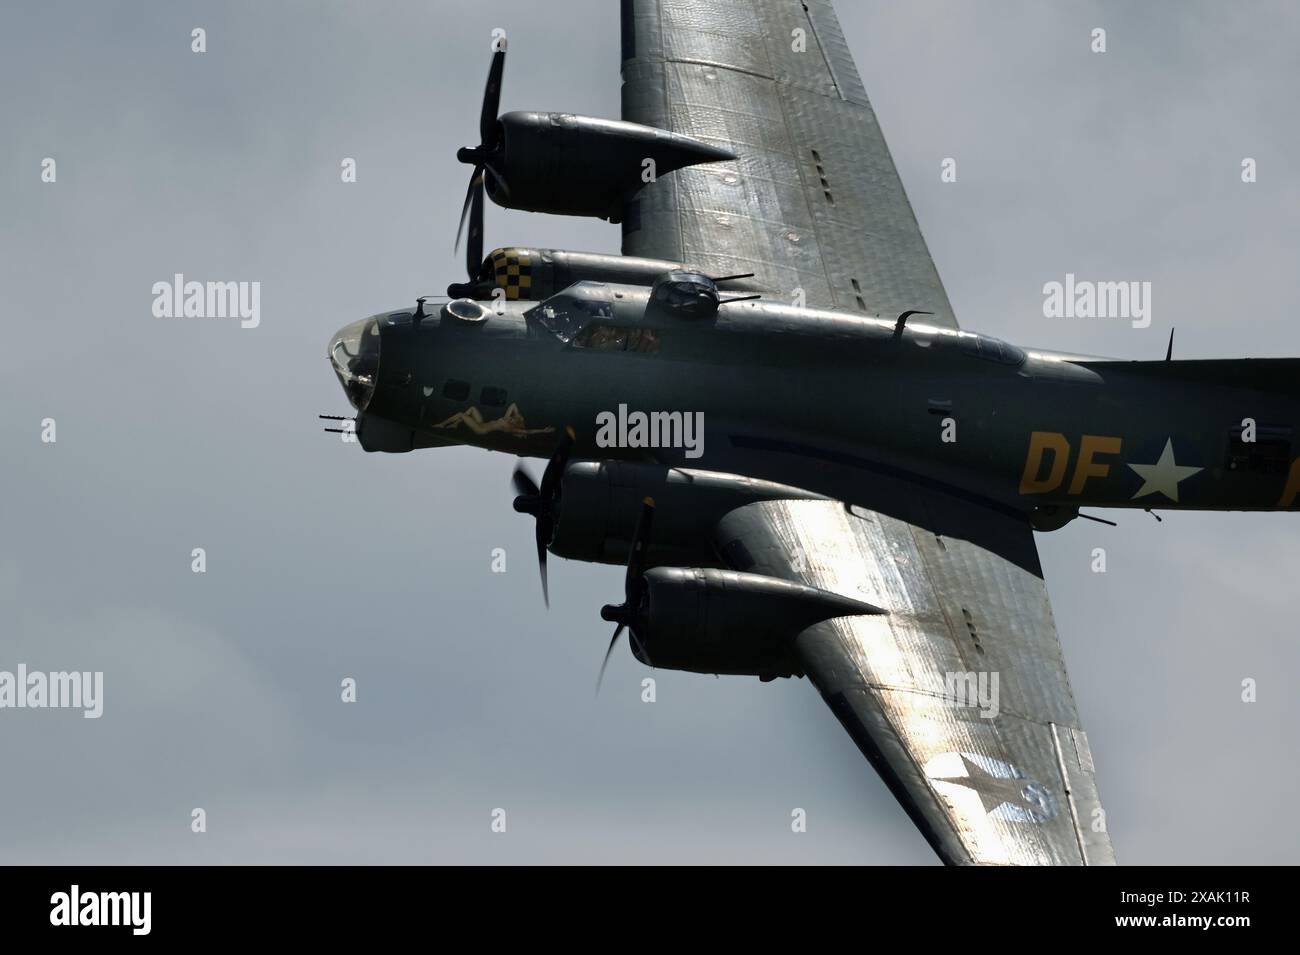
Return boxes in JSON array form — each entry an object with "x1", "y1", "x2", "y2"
[
  {"x1": 481, "y1": 386, "x2": 507, "y2": 407},
  {"x1": 573, "y1": 323, "x2": 660, "y2": 354},
  {"x1": 443, "y1": 379, "x2": 471, "y2": 401},
  {"x1": 1225, "y1": 425, "x2": 1292, "y2": 475}
]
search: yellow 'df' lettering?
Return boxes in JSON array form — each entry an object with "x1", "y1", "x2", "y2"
[
  {"x1": 1019, "y1": 431, "x2": 1070, "y2": 495},
  {"x1": 1068, "y1": 434, "x2": 1123, "y2": 496},
  {"x1": 1277, "y1": 458, "x2": 1300, "y2": 507}
]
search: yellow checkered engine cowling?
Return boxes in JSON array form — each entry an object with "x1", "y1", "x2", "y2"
[{"x1": 491, "y1": 248, "x2": 534, "y2": 300}]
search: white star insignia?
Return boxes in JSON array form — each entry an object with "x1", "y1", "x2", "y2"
[{"x1": 1128, "y1": 438, "x2": 1202, "y2": 502}]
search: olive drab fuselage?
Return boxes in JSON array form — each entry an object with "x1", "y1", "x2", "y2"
[{"x1": 331, "y1": 282, "x2": 1300, "y2": 527}]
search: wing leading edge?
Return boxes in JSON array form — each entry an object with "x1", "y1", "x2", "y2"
[
  {"x1": 713, "y1": 498, "x2": 1115, "y2": 865},
  {"x1": 619, "y1": 0, "x2": 957, "y2": 326}
]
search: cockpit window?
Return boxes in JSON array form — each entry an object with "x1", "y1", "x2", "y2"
[
  {"x1": 525, "y1": 282, "x2": 614, "y2": 342},
  {"x1": 574, "y1": 324, "x2": 627, "y2": 350},
  {"x1": 573, "y1": 324, "x2": 660, "y2": 354}
]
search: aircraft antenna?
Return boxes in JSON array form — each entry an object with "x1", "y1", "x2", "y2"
[{"x1": 893, "y1": 309, "x2": 933, "y2": 339}]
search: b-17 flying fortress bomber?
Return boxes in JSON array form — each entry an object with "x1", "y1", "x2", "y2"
[{"x1": 325, "y1": 0, "x2": 1299, "y2": 865}]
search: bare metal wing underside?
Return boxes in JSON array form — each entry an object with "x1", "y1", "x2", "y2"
[
  {"x1": 714, "y1": 499, "x2": 1115, "y2": 865},
  {"x1": 618, "y1": 0, "x2": 1110, "y2": 863},
  {"x1": 619, "y1": 0, "x2": 958, "y2": 326}
]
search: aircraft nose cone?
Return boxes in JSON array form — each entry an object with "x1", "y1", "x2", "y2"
[{"x1": 328, "y1": 317, "x2": 381, "y2": 411}]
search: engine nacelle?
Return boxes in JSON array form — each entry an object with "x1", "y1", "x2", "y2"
[
  {"x1": 484, "y1": 111, "x2": 733, "y2": 221},
  {"x1": 548, "y1": 462, "x2": 825, "y2": 568},
  {"x1": 630, "y1": 567, "x2": 884, "y2": 679}
]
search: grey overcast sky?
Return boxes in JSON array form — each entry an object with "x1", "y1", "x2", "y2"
[{"x1": 3, "y1": 0, "x2": 1299, "y2": 863}]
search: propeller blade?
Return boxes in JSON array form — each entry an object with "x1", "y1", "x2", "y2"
[
  {"x1": 539, "y1": 426, "x2": 575, "y2": 502},
  {"x1": 454, "y1": 168, "x2": 482, "y2": 255},
  {"x1": 480, "y1": 47, "x2": 506, "y2": 146},
  {"x1": 509, "y1": 428, "x2": 573, "y2": 609},
  {"x1": 535, "y1": 519, "x2": 550, "y2": 609},
  {"x1": 481, "y1": 162, "x2": 502, "y2": 196},
  {"x1": 595, "y1": 624, "x2": 625, "y2": 696},
  {"x1": 511, "y1": 466, "x2": 539, "y2": 500},
  {"x1": 595, "y1": 497, "x2": 658, "y2": 693},
  {"x1": 466, "y1": 175, "x2": 484, "y2": 282},
  {"x1": 627, "y1": 628, "x2": 651, "y2": 668},
  {"x1": 625, "y1": 497, "x2": 656, "y2": 597}
]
